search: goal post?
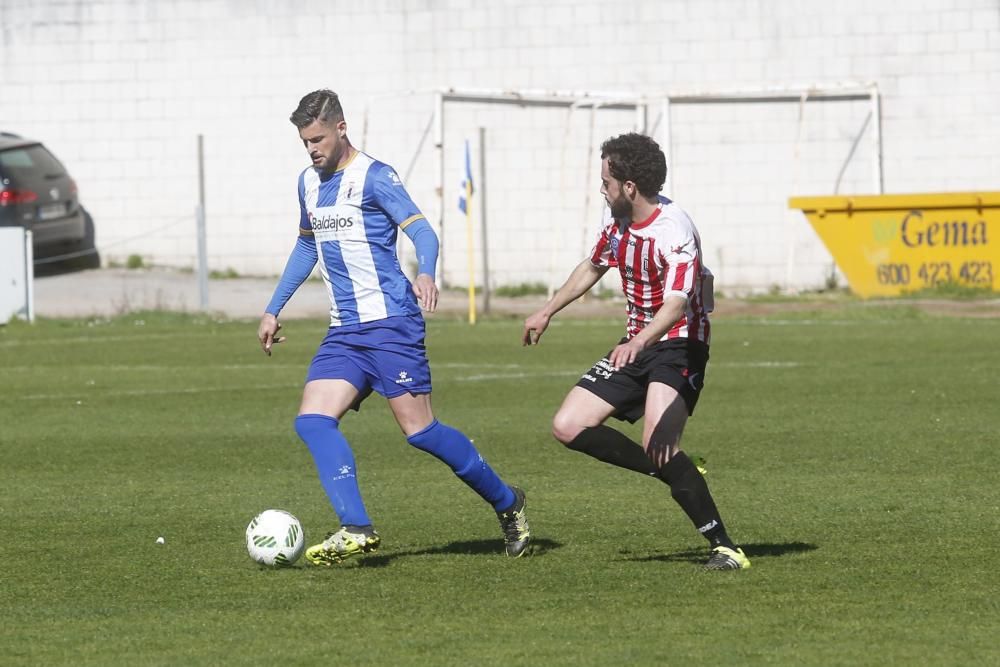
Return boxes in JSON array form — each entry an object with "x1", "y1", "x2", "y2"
[
  {"x1": 434, "y1": 88, "x2": 647, "y2": 294},
  {"x1": 649, "y1": 82, "x2": 882, "y2": 197},
  {"x1": 650, "y1": 82, "x2": 883, "y2": 292},
  {"x1": 360, "y1": 88, "x2": 647, "y2": 293}
]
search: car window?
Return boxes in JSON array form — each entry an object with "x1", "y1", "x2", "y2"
[{"x1": 0, "y1": 145, "x2": 66, "y2": 177}]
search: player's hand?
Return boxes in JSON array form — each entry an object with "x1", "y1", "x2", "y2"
[
  {"x1": 523, "y1": 310, "x2": 551, "y2": 346},
  {"x1": 413, "y1": 273, "x2": 439, "y2": 312},
  {"x1": 608, "y1": 337, "x2": 646, "y2": 370},
  {"x1": 258, "y1": 313, "x2": 286, "y2": 356}
]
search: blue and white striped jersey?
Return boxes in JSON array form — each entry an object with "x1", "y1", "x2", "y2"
[{"x1": 298, "y1": 151, "x2": 426, "y2": 327}]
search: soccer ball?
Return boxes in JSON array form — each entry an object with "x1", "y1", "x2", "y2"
[{"x1": 245, "y1": 509, "x2": 305, "y2": 567}]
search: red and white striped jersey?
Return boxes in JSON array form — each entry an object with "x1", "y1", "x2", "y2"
[{"x1": 589, "y1": 197, "x2": 712, "y2": 344}]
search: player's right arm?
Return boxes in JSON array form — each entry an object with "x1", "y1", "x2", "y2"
[
  {"x1": 258, "y1": 174, "x2": 319, "y2": 356},
  {"x1": 524, "y1": 215, "x2": 616, "y2": 345},
  {"x1": 258, "y1": 234, "x2": 317, "y2": 355},
  {"x1": 522, "y1": 259, "x2": 608, "y2": 346}
]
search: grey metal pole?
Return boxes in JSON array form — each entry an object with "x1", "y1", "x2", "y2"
[
  {"x1": 478, "y1": 126, "x2": 490, "y2": 315},
  {"x1": 196, "y1": 134, "x2": 209, "y2": 310}
]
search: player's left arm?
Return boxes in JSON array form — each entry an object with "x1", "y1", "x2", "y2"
[
  {"x1": 373, "y1": 165, "x2": 440, "y2": 311},
  {"x1": 607, "y1": 296, "x2": 686, "y2": 370},
  {"x1": 402, "y1": 219, "x2": 439, "y2": 312}
]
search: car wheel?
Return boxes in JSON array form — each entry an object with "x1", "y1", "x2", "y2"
[{"x1": 71, "y1": 208, "x2": 101, "y2": 269}]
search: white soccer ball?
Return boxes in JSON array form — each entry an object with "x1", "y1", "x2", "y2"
[{"x1": 245, "y1": 509, "x2": 305, "y2": 567}]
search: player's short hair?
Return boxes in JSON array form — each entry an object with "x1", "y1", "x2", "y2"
[
  {"x1": 600, "y1": 133, "x2": 667, "y2": 197},
  {"x1": 290, "y1": 89, "x2": 345, "y2": 128}
]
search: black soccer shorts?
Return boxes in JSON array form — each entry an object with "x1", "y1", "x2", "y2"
[{"x1": 575, "y1": 337, "x2": 709, "y2": 422}]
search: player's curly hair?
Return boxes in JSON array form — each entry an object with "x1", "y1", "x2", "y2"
[
  {"x1": 600, "y1": 133, "x2": 667, "y2": 197},
  {"x1": 290, "y1": 89, "x2": 345, "y2": 128}
]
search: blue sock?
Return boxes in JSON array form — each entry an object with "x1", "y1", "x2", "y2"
[
  {"x1": 294, "y1": 414, "x2": 371, "y2": 527},
  {"x1": 407, "y1": 420, "x2": 515, "y2": 511}
]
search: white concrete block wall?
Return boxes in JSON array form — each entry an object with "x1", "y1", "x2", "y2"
[{"x1": 1, "y1": 0, "x2": 998, "y2": 293}]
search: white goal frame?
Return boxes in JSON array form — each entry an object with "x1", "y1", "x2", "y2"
[{"x1": 361, "y1": 83, "x2": 883, "y2": 292}]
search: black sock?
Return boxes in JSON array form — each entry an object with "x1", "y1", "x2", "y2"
[
  {"x1": 566, "y1": 426, "x2": 658, "y2": 476},
  {"x1": 658, "y1": 451, "x2": 734, "y2": 548}
]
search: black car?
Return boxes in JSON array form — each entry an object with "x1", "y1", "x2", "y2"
[{"x1": 0, "y1": 132, "x2": 98, "y2": 267}]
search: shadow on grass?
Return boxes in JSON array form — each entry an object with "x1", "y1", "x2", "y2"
[
  {"x1": 351, "y1": 537, "x2": 563, "y2": 567},
  {"x1": 622, "y1": 541, "x2": 817, "y2": 564}
]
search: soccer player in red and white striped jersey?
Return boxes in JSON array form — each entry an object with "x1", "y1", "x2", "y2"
[
  {"x1": 588, "y1": 187, "x2": 713, "y2": 345},
  {"x1": 523, "y1": 133, "x2": 749, "y2": 570}
]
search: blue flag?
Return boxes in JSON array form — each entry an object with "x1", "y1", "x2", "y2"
[{"x1": 458, "y1": 139, "x2": 473, "y2": 214}]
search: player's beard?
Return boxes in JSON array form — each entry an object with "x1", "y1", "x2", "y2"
[
  {"x1": 319, "y1": 151, "x2": 337, "y2": 175},
  {"x1": 317, "y1": 143, "x2": 344, "y2": 175},
  {"x1": 609, "y1": 192, "x2": 633, "y2": 223}
]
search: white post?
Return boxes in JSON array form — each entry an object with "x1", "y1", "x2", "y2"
[
  {"x1": 786, "y1": 92, "x2": 810, "y2": 291},
  {"x1": 433, "y1": 91, "x2": 446, "y2": 288},
  {"x1": 0, "y1": 228, "x2": 34, "y2": 322},
  {"x1": 870, "y1": 84, "x2": 884, "y2": 194},
  {"x1": 661, "y1": 97, "x2": 673, "y2": 197},
  {"x1": 478, "y1": 126, "x2": 490, "y2": 315},
  {"x1": 25, "y1": 229, "x2": 34, "y2": 323},
  {"x1": 196, "y1": 134, "x2": 209, "y2": 310}
]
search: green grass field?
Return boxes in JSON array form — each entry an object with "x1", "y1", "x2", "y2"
[{"x1": 2, "y1": 305, "x2": 997, "y2": 666}]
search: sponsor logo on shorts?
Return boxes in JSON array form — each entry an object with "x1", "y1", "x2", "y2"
[
  {"x1": 592, "y1": 358, "x2": 615, "y2": 379},
  {"x1": 395, "y1": 370, "x2": 414, "y2": 385}
]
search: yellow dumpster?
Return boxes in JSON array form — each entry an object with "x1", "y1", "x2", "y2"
[{"x1": 789, "y1": 192, "x2": 999, "y2": 297}]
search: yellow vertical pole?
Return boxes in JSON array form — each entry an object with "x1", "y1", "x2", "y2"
[{"x1": 465, "y1": 178, "x2": 476, "y2": 324}]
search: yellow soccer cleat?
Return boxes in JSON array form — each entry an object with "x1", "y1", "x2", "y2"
[
  {"x1": 305, "y1": 526, "x2": 381, "y2": 566},
  {"x1": 704, "y1": 545, "x2": 751, "y2": 570}
]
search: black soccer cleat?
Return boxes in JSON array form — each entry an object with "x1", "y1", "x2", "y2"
[
  {"x1": 704, "y1": 545, "x2": 751, "y2": 570},
  {"x1": 497, "y1": 486, "x2": 531, "y2": 558}
]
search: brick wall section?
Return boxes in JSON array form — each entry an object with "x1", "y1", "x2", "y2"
[{"x1": 2, "y1": 0, "x2": 998, "y2": 293}]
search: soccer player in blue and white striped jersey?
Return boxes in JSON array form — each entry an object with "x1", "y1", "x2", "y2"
[{"x1": 258, "y1": 90, "x2": 530, "y2": 564}]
